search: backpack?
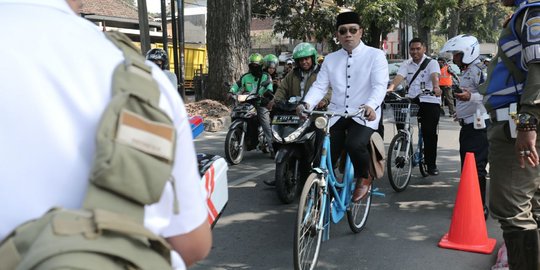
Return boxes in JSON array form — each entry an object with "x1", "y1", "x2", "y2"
[{"x1": 0, "y1": 31, "x2": 176, "y2": 270}]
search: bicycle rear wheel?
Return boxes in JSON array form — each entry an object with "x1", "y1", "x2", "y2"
[
  {"x1": 347, "y1": 184, "x2": 372, "y2": 233},
  {"x1": 387, "y1": 133, "x2": 413, "y2": 192},
  {"x1": 294, "y1": 173, "x2": 325, "y2": 270}
]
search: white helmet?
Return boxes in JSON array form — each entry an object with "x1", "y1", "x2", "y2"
[{"x1": 441, "y1": 34, "x2": 480, "y2": 65}]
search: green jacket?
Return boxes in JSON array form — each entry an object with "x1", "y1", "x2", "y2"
[
  {"x1": 229, "y1": 72, "x2": 273, "y2": 96},
  {"x1": 274, "y1": 66, "x2": 331, "y2": 106}
]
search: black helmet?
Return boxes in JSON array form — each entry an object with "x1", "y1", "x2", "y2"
[{"x1": 146, "y1": 48, "x2": 169, "y2": 69}]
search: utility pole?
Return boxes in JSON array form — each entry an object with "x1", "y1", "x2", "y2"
[
  {"x1": 171, "y1": 0, "x2": 181, "y2": 97},
  {"x1": 137, "y1": 0, "x2": 151, "y2": 55},
  {"x1": 160, "y1": 0, "x2": 168, "y2": 52},
  {"x1": 177, "y1": 0, "x2": 185, "y2": 99}
]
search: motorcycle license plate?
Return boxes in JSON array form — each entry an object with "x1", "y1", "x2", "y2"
[{"x1": 272, "y1": 115, "x2": 300, "y2": 125}]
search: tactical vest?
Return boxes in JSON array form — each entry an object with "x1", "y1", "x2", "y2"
[
  {"x1": 481, "y1": 1, "x2": 540, "y2": 111},
  {"x1": 0, "y1": 32, "x2": 177, "y2": 270}
]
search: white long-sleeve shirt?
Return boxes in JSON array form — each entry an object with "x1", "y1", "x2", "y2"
[
  {"x1": 303, "y1": 42, "x2": 388, "y2": 130},
  {"x1": 0, "y1": 1, "x2": 207, "y2": 269}
]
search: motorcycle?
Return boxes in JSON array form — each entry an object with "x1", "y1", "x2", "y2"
[
  {"x1": 224, "y1": 93, "x2": 271, "y2": 165},
  {"x1": 271, "y1": 97, "x2": 318, "y2": 204}
]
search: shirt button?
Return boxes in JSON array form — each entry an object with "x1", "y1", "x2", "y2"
[
  {"x1": 348, "y1": 65, "x2": 350, "y2": 68},
  {"x1": 346, "y1": 105, "x2": 349, "y2": 108},
  {"x1": 347, "y1": 85, "x2": 350, "y2": 88},
  {"x1": 346, "y1": 95, "x2": 350, "y2": 98},
  {"x1": 348, "y1": 75, "x2": 351, "y2": 78}
]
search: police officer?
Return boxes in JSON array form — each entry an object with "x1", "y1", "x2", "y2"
[
  {"x1": 481, "y1": 0, "x2": 540, "y2": 268},
  {"x1": 0, "y1": 1, "x2": 211, "y2": 269},
  {"x1": 441, "y1": 34, "x2": 490, "y2": 219}
]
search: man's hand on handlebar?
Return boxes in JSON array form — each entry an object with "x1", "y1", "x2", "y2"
[
  {"x1": 363, "y1": 105, "x2": 376, "y2": 121},
  {"x1": 226, "y1": 92, "x2": 235, "y2": 100},
  {"x1": 296, "y1": 103, "x2": 309, "y2": 119}
]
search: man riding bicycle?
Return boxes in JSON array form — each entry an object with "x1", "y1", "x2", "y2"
[{"x1": 298, "y1": 11, "x2": 388, "y2": 202}]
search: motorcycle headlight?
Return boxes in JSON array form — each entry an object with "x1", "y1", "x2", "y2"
[
  {"x1": 315, "y1": 116, "x2": 327, "y2": 130},
  {"x1": 284, "y1": 119, "x2": 311, "y2": 143}
]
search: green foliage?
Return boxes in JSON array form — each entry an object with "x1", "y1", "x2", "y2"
[
  {"x1": 353, "y1": 0, "x2": 401, "y2": 46},
  {"x1": 438, "y1": 0, "x2": 512, "y2": 43},
  {"x1": 252, "y1": 0, "x2": 338, "y2": 45}
]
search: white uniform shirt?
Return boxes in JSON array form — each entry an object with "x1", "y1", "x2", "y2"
[
  {"x1": 397, "y1": 55, "x2": 441, "y2": 104},
  {"x1": 0, "y1": 1, "x2": 207, "y2": 269},
  {"x1": 303, "y1": 42, "x2": 388, "y2": 130},
  {"x1": 456, "y1": 59, "x2": 487, "y2": 119}
]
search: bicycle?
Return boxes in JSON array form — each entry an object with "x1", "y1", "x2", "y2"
[
  {"x1": 385, "y1": 91, "x2": 430, "y2": 192},
  {"x1": 293, "y1": 107, "x2": 373, "y2": 270}
]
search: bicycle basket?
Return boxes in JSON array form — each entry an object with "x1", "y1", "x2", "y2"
[{"x1": 384, "y1": 103, "x2": 419, "y2": 124}]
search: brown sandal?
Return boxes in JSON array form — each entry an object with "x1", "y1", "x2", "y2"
[{"x1": 352, "y1": 177, "x2": 372, "y2": 202}]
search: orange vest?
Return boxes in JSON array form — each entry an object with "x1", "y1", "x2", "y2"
[{"x1": 439, "y1": 65, "x2": 452, "y2": 86}]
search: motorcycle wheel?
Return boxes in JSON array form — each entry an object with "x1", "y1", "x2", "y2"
[
  {"x1": 275, "y1": 155, "x2": 298, "y2": 204},
  {"x1": 224, "y1": 126, "x2": 245, "y2": 165}
]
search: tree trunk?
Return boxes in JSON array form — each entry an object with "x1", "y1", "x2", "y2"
[
  {"x1": 448, "y1": 0, "x2": 463, "y2": 39},
  {"x1": 366, "y1": 22, "x2": 382, "y2": 49},
  {"x1": 416, "y1": 0, "x2": 431, "y2": 53},
  {"x1": 206, "y1": 0, "x2": 251, "y2": 101}
]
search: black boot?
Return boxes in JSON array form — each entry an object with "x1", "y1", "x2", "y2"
[{"x1": 503, "y1": 230, "x2": 540, "y2": 270}]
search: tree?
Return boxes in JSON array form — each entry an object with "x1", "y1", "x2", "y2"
[
  {"x1": 252, "y1": 0, "x2": 338, "y2": 48},
  {"x1": 206, "y1": 0, "x2": 251, "y2": 101},
  {"x1": 441, "y1": 0, "x2": 511, "y2": 43},
  {"x1": 353, "y1": 0, "x2": 401, "y2": 48}
]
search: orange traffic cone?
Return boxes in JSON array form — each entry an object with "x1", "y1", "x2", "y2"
[{"x1": 438, "y1": 152, "x2": 496, "y2": 254}]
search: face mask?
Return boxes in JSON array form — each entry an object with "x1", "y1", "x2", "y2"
[{"x1": 249, "y1": 64, "x2": 263, "y2": 77}]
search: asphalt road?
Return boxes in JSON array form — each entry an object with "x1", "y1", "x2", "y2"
[{"x1": 191, "y1": 113, "x2": 504, "y2": 270}]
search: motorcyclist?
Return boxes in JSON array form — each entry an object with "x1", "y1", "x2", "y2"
[
  {"x1": 264, "y1": 43, "x2": 331, "y2": 186},
  {"x1": 146, "y1": 48, "x2": 178, "y2": 89},
  {"x1": 263, "y1": 54, "x2": 280, "y2": 90},
  {"x1": 228, "y1": 53, "x2": 275, "y2": 157}
]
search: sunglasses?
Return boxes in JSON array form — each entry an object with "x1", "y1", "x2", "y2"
[{"x1": 338, "y1": 27, "x2": 359, "y2": 35}]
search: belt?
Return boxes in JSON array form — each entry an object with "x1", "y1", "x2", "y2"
[
  {"x1": 458, "y1": 114, "x2": 490, "y2": 126},
  {"x1": 489, "y1": 107, "x2": 511, "y2": 122}
]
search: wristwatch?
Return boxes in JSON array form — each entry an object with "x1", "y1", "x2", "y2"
[{"x1": 514, "y1": 113, "x2": 538, "y2": 131}]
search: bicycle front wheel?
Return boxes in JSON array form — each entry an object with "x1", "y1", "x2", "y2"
[
  {"x1": 387, "y1": 133, "x2": 413, "y2": 192},
  {"x1": 347, "y1": 184, "x2": 372, "y2": 233},
  {"x1": 294, "y1": 173, "x2": 325, "y2": 270}
]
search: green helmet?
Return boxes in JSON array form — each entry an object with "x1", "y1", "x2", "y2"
[
  {"x1": 263, "y1": 54, "x2": 279, "y2": 69},
  {"x1": 292, "y1": 43, "x2": 318, "y2": 64},
  {"x1": 248, "y1": 53, "x2": 264, "y2": 65}
]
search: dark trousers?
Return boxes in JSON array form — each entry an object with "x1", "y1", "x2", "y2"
[
  {"x1": 441, "y1": 86, "x2": 455, "y2": 114},
  {"x1": 418, "y1": 102, "x2": 440, "y2": 169},
  {"x1": 459, "y1": 121, "x2": 489, "y2": 205},
  {"x1": 330, "y1": 118, "x2": 373, "y2": 178}
]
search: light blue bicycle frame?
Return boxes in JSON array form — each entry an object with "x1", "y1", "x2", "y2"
[{"x1": 311, "y1": 122, "x2": 356, "y2": 242}]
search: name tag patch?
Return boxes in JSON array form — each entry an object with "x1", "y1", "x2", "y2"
[{"x1": 116, "y1": 110, "x2": 175, "y2": 161}]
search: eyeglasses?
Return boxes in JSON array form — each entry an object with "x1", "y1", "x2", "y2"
[{"x1": 338, "y1": 27, "x2": 359, "y2": 35}]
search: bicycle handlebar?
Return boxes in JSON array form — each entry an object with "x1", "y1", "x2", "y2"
[{"x1": 304, "y1": 106, "x2": 367, "y2": 120}]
